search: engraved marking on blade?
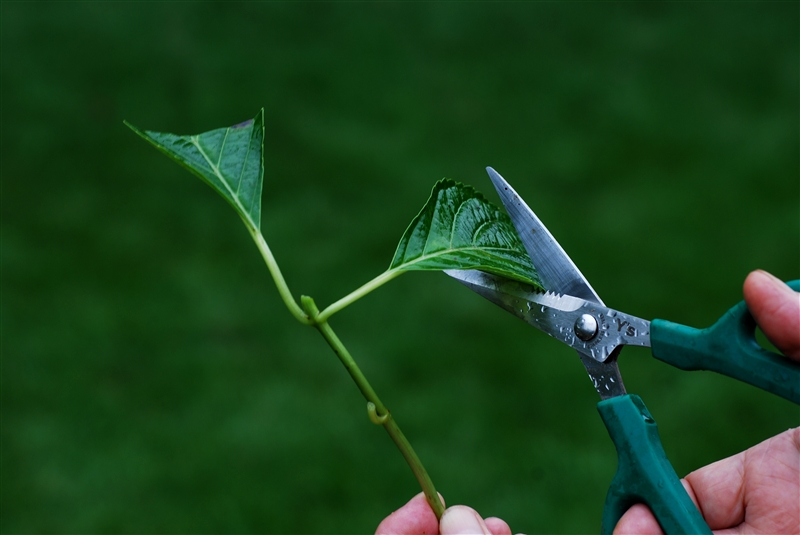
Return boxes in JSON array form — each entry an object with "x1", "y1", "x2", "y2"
[{"x1": 616, "y1": 318, "x2": 636, "y2": 337}]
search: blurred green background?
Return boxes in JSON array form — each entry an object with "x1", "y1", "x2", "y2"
[{"x1": 2, "y1": 2, "x2": 798, "y2": 534}]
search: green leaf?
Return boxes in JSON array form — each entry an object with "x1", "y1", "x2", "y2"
[
  {"x1": 391, "y1": 179, "x2": 543, "y2": 289},
  {"x1": 125, "y1": 110, "x2": 264, "y2": 231}
]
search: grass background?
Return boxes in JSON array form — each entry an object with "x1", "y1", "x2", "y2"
[{"x1": 2, "y1": 2, "x2": 798, "y2": 533}]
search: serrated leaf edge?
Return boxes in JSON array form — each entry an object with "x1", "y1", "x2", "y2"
[{"x1": 389, "y1": 178, "x2": 539, "y2": 286}]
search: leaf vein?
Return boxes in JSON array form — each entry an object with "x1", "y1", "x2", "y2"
[
  {"x1": 190, "y1": 134, "x2": 254, "y2": 228},
  {"x1": 217, "y1": 128, "x2": 230, "y2": 168},
  {"x1": 399, "y1": 245, "x2": 515, "y2": 268},
  {"x1": 472, "y1": 219, "x2": 495, "y2": 243},
  {"x1": 450, "y1": 196, "x2": 470, "y2": 249},
  {"x1": 238, "y1": 128, "x2": 254, "y2": 208}
]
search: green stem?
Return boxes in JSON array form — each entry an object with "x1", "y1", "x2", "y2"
[
  {"x1": 301, "y1": 296, "x2": 445, "y2": 520},
  {"x1": 248, "y1": 226, "x2": 313, "y2": 325},
  {"x1": 317, "y1": 268, "x2": 405, "y2": 322},
  {"x1": 381, "y1": 415, "x2": 444, "y2": 520},
  {"x1": 248, "y1": 226, "x2": 443, "y2": 518}
]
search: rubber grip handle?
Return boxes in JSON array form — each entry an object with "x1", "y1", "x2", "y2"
[
  {"x1": 598, "y1": 395, "x2": 711, "y2": 535},
  {"x1": 651, "y1": 280, "x2": 800, "y2": 404}
]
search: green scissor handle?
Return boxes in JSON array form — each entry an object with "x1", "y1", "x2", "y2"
[
  {"x1": 599, "y1": 280, "x2": 799, "y2": 534},
  {"x1": 650, "y1": 279, "x2": 800, "y2": 404},
  {"x1": 598, "y1": 395, "x2": 711, "y2": 535}
]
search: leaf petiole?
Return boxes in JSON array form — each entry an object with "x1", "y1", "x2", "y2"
[
  {"x1": 317, "y1": 268, "x2": 405, "y2": 322},
  {"x1": 248, "y1": 225, "x2": 313, "y2": 325},
  {"x1": 247, "y1": 224, "x2": 404, "y2": 326}
]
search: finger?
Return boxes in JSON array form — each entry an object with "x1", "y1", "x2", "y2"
[
  {"x1": 743, "y1": 270, "x2": 800, "y2": 360},
  {"x1": 440, "y1": 505, "x2": 492, "y2": 535},
  {"x1": 375, "y1": 492, "x2": 443, "y2": 535},
  {"x1": 614, "y1": 480, "x2": 701, "y2": 535},
  {"x1": 685, "y1": 428, "x2": 800, "y2": 533},
  {"x1": 613, "y1": 504, "x2": 664, "y2": 535},
  {"x1": 683, "y1": 451, "x2": 746, "y2": 530},
  {"x1": 484, "y1": 516, "x2": 513, "y2": 535}
]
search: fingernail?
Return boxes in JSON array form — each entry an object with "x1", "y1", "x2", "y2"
[{"x1": 440, "y1": 506, "x2": 490, "y2": 535}]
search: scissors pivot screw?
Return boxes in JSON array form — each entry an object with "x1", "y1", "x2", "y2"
[{"x1": 575, "y1": 314, "x2": 599, "y2": 341}]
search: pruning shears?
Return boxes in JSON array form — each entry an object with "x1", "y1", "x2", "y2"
[{"x1": 446, "y1": 167, "x2": 800, "y2": 535}]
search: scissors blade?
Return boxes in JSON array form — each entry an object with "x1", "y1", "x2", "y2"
[
  {"x1": 483, "y1": 167, "x2": 627, "y2": 399},
  {"x1": 486, "y1": 167, "x2": 602, "y2": 305},
  {"x1": 445, "y1": 269, "x2": 651, "y2": 361}
]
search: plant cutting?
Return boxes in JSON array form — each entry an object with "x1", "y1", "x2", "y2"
[{"x1": 125, "y1": 109, "x2": 542, "y2": 519}]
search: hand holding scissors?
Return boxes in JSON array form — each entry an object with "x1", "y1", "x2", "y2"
[
  {"x1": 376, "y1": 168, "x2": 799, "y2": 535},
  {"x1": 615, "y1": 269, "x2": 799, "y2": 535}
]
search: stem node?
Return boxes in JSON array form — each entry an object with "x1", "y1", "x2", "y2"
[
  {"x1": 367, "y1": 401, "x2": 391, "y2": 425},
  {"x1": 300, "y1": 295, "x2": 321, "y2": 323}
]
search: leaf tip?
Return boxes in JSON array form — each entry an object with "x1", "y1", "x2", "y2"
[
  {"x1": 254, "y1": 108, "x2": 265, "y2": 128},
  {"x1": 123, "y1": 120, "x2": 155, "y2": 143}
]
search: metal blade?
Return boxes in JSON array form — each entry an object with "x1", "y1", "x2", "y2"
[
  {"x1": 486, "y1": 167, "x2": 602, "y2": 305},
  {"x1": 445, "y1": 269, "x2": 651, "y2": 362},
  {"x1": 484, "y1": 167, "x2": 626, "y2": 399}
]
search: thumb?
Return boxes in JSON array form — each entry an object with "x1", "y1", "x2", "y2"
[
  {"x1": 440, "y1": 506, "x2": 493, "y2": 535},
  {"x1": 743, "y1": 270, "x2": 800, "y2": 360}
]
